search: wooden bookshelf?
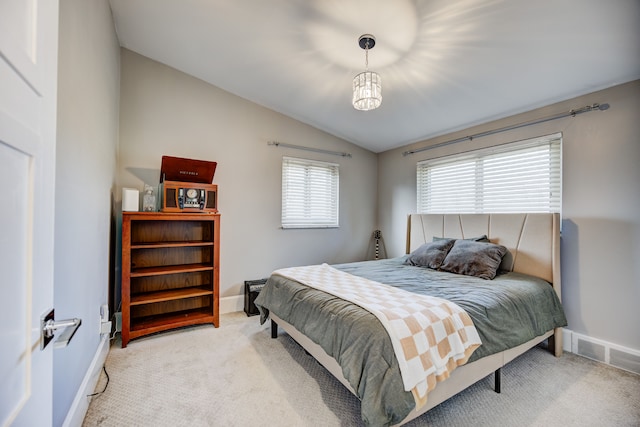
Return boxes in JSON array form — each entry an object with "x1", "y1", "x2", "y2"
[{"x1": 121, "y1": 211, "x2": 220, "y2": 347}]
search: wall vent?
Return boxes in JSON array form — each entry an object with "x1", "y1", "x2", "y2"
[
  {"x1": 570, "y1": 330, "x2": 640, "y2": 375},
  {"x1": 610, "y1": 348, "x2": 640, "y2": 375},
  {"x1": 576, "y1": 338, "x2": 606, "y2": 362}
]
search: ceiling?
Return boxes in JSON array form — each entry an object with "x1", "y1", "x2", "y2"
[{"x1": 108, "y1": 0, "x2": 640, "y2": 153}]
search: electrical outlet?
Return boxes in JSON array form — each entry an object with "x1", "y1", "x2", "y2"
[
  {"x1": 100, "y1": 321, "x2": 112, "y2": 335},
  {"x1": 100, "y1": 304, "x2": 109, "y2": 322}
]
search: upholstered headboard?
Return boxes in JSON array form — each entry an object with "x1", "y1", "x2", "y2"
[{"x1": 406, "y1": 213, "x2": 561, "y2": 299}]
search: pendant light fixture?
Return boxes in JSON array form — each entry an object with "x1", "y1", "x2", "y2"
[{"x1": 352, "y1": 34, "x2": 382, "y2": 111}]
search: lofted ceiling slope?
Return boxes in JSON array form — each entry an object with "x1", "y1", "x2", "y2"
[{"x1": 108, "y1": 0, "x2": 640, "y2": 153}]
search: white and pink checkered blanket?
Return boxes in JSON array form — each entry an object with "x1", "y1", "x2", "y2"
[{"x1": 273, "y1": 263, "x2": 482, "y2": 407}]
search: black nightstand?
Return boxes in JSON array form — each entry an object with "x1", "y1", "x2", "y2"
[{"x1": 244, "y1": 279, "x2": 267, "y2": 316}]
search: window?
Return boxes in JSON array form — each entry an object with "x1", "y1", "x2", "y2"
[
  {"x1": 417, "y1": 133, "x2": 561, "y2": 214},
  {"x1": 282, "y1": 156, "x2": 339, "y2": 228}
]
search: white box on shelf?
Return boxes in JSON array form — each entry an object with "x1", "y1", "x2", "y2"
[{"x1": 122, "y1": 188, "x2": 139, "y2": 211}]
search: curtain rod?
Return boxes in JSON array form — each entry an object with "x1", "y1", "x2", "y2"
[
  {"x1": 402, "y1": 102, "x2": 609, "y2": 156},
  {"x1": 268, "y1": 141, "x2": 352, "y2": 158}
]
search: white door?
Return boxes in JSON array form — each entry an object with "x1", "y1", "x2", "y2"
[{"x1": 0, "y1": 0, "x2": 59, "y2": 426}]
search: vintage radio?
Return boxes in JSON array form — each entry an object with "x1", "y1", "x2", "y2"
[
  {"x1": 161, "y1": 181, "x2": 217, "y2": 212},
  {"x1": 159, "y1": 156, "x2": 218, "y2": 213}
]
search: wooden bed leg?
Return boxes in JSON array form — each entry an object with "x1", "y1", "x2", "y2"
[
  {"x1": 494, "y1": 368, "x2": 501, "y2": 393},
  {"x1": 271, "y1": 319, "x2": 278, "y2": 339},
  {"x1": 548, "y1": 327, "x2": 563, "y2": 357}
]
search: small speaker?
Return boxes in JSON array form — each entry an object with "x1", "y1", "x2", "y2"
[
  {"x1": 165, "y1": 188, "x2": 177, "y2": 209},
  {"x1": 206, "y1": 190, "x2": 217, "y2": 210},
  {"x1": 122, "y1": 188, "x2": 139, "y2": 211}
]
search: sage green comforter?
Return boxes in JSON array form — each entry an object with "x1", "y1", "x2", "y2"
[{"x1": 255, "y1": 256, "x2": 567, "y2": 426}]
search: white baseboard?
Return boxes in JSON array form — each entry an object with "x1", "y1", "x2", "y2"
[
  {"x1": 562, "y1": 328, "x2": 572, "y2": 353},
  {"x1": 62, "y1": 335, "x2": 110, "y2": 427},
  {"x1": 562, "y1": 328, "x2": 640, "y2": 375},
  {"x1": 220, "y1": 294, "x2": 243, "y2": 314}
]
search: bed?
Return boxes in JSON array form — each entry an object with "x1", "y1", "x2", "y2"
[{"x1": 255, "y1": 213, "x2": 567, "y2": 426}]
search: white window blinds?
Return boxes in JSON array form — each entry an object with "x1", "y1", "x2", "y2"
[
  {"x1": 282, "y1": 156, "x2": 339, "y2": 228},
  {"x1": 417, "y1": 133, "x2": 561, "y2": 214}
]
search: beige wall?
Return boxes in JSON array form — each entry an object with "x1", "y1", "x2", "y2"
[
  {"x1": 54, "y1": 0, "x2": 120, "y2": 424},
  {"x1": 378, "y1": 80, "x2": 640, "y2": 351},
  {"x1": 117, "y1": 49, "x2": 639, "y2": 352},
  {"x1": 117, "y1": 49, "x2": 378, "y2": 299}
]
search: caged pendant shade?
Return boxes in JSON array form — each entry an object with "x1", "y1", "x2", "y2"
[{"x1": 352, "y1": 34, "x2": 382, "y2": 111}]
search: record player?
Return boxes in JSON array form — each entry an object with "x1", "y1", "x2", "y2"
[{"x1": 159, "y1": 155, "x2": 217, "y2": 213}]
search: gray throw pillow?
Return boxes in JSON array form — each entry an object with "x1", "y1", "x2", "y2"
[
  {"x1": 404, "y1": 238, "x2": 456, "y2": 269},
  {"x1": 439, "y1": 240, "x2": 508, "y2": 280}
]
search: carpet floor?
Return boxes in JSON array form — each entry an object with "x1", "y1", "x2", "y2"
[{"x1": 83, "y1": 312, "x2": 640, "y2": 426}]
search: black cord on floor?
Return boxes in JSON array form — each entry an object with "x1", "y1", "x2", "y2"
[{"x1": 87, "y1": 365, "x2": 110, "y2": 398}]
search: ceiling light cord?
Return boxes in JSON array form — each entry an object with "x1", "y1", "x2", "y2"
[{"x1": 364, "y1": 40, "x2": 370, "y2": 70}]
